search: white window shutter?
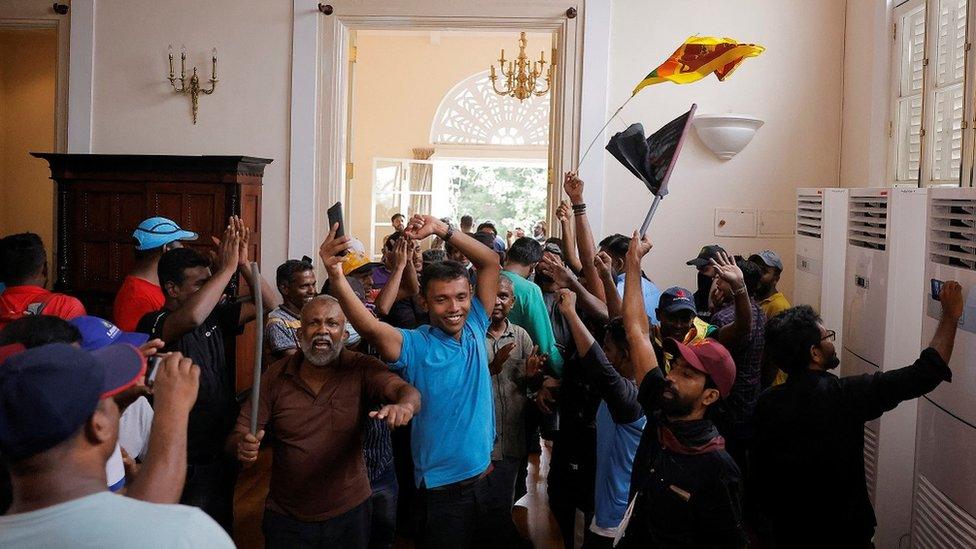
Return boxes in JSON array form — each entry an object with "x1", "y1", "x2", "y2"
[
  {"x1": 925, "y1": 0, "x2": 969, "y2": 185},
  {"x1": 891, "y1": 1, "x2": 927, "y2": 185}
]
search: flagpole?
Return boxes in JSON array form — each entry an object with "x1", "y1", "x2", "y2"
[
  {"x1": 575, "y1": 94, "x2": 636, "y2": 170},
  {"x1": 640, "y1": 194, "x2": 663, "y2": 237}
]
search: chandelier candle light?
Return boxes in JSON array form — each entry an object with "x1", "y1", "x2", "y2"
[
  {"x1": 167, "y1": 44, "x2": 218, "y2": 124},
  {"x1": 489, "y1": 32, "x2": 552, "y2": 101}
]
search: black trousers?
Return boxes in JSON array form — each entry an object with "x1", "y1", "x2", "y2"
[
  {"x1": 415, "y1": 468, "x2": 522, "y2": 548},
  {"x1": 262, "y1": 500, "x2": 372, "y2": 549},
  {"x1": 368, "y1": 466, "x2": 399, "y2": 549},
  {"x1": 180, "y1": 458, "x2": 239, "y2": 533}
]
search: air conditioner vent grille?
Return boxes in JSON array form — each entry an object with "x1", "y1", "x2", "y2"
[
  {"x1": 863, "y1": 425, "x2": 878, "y2": 504},
  {"x1": 929, "y1": 198, "x2": 976, "y2": 271},
  {"x1": 913, "y1": 474, "x2": 976, "y2": 548},
  {"x1": 848, "y1": 196, "x2": 888, "y2": 250},
  {"x1": 797, "y1": 194, "x2": 823, "y2": 238}
]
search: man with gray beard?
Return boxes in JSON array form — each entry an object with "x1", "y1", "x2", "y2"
[{"x1": 228, "y1": 296, "x2": 421, "y2": 549}]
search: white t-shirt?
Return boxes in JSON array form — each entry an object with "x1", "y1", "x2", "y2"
[
  {"x1": 0, "y1": 492, "x2": 234, "y2": 548},
  {"x1": 119, "y1": 396, "x2": 154, "y2": 461},
  {"x1": 106, "y1": 444, "x2": 126, "y2": 492}
]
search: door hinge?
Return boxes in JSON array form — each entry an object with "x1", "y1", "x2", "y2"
[
  {"x1": 923, "y1": 57, "x2": 929, "y2": 67},
  {"x1": 346, "y1": 162, "x2": 354, "y2": 180},
  {"x1": 893, "y1": 22, "x2": 897, "y2": 41},
  {"x1": 349, "y1": 45, "x2": 357, "y2": 63},
  {"x1": 963, "y1": 120, "x2": 970, "y2": 130},
  {"x1": 889, "y1": 120, "x2": 894, "y2": 138},
  {"x1": 967, "y1": 42, "x2": 973, "y2": 52},
  {"x1": 920, "y1": 128, "x2": 927, "y2": 138}
]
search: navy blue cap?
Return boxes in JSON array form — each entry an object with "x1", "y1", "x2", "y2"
[
  {"x1": 70, "y1": 316, "x2": 149, "y2": 351},
  {"x1": 0, "y1": 343, "x2": 145, "y2": 461},
  {"x1": 658, "y1": 286, "x2": 697, "y2": 314}
]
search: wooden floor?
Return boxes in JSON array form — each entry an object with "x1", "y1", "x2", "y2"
[{"x1": 233, "y1": 440, "x2": 564, "y2": 548}]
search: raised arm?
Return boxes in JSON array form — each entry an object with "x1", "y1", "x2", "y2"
[
  {"x1": 565, "y1": 172, "x2": 606, "y2": 302},
  {"x1": 374, "y1": 238, "x2": 411, "y2": 317},
  {"x1": 556, "y1": 200, "x2": 583, "y2": 273},
  {"x1": 594, "y1": 251, "x2": 622, "y2": 318},
  {"x1": 623, "y1": 232, "x2": 658, "y2": 388},
  {"x1": 555, "y1": 288, "x2": 595, "y2": 357},
  {"x1": 320, "y1": 224, "x2": 404, "y2": 362},
  {"x1": 405, "y1": 214, "x2": 500, "y2": 308},
  {"x1": 158, "y1": 220, "x2": 241, "y2": 342},
  {"x1": 235, "y1": 220, "x2": 281, "y2": 325},
  {"x1": 711, "y1": 252, "x2": 751, "y2": 350},
  {"x1": 537, "y1": 251, "x2": 608, "y2": 322}
]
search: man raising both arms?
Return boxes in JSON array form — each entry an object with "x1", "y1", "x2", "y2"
[{"x1": 320, "y1": 214, "x2": 512, "y2": 548}]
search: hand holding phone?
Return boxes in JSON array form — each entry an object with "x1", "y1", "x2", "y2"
[
  {"x1": 327, "y1": 202, "x2": 347, "y2": 256},
  {"x1": 931, "y1": 279, "x2": 945, "y2": 301}
]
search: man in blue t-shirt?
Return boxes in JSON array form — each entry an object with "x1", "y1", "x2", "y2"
[{"x1": 321, "y1": 214, "x2": 517, "y2": 548}]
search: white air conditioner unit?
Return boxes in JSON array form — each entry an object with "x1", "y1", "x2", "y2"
[
  {"x1": 912, "y1": 187, "x2": 976, "y2": 547},
  {"x1": 842, "y1": 187, "x2": 928, "y2": 548},
  {"x1": 795, "y1": 187, "x2": 848, "y2": 351}
]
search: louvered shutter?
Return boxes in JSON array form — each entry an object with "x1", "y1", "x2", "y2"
[
  {"x1": 893, "y1": 1, "x2": 927, "y2": 185},
  {"x1": 927, "y1": 0, "x2": 968, "y2": 184}
]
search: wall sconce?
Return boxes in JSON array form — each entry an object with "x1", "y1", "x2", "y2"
[
  {"x1": 167, "y1": 45, "x2": 218, "y2": 124},
  {"x1": 691, "y1": 113, "x2": 764, "y2": 160}
]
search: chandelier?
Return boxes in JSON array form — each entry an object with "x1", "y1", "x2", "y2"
[{"x1": 489, "y1": 32, "x2": 553, "y2": 101}]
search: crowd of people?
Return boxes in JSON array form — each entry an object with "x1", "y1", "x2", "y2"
[{"x1": 0, "y1": 171, "x2": 965, "y2": 548}]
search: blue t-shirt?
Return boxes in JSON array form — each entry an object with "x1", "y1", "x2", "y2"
[
  {"x1": 392, "y1": 298, "x2": 495, "y2": 488},
  {"x1": 616, "y1": 274, "x2": 661, "y2": 325},
  {"x1": 594, "y1": 400, "x2": 646, "y2": 530}
]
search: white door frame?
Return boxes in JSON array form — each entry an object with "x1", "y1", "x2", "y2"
[{"x1": 288, "y1": 0, "x2": 610, "y2": 259}]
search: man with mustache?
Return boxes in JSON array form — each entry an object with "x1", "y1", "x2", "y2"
[
  {"x1": 617, "y1": 233, "x2": 747, "y2": 548},
  {"x1": 754, "y1": 282, "x2": 963, "y2": 547},
  {"x1": 319, "y1": 214, "x2": 507, "y2": 547},
  {"x1": 230, "y1": 295, "x2": 420, "y2": 549},
  {"x1": 265, "y1": 259, "x2": 318, "y2": 362}
]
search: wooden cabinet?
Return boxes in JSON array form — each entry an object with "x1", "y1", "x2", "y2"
[{"x1": 32, "y1": 153, "x2": 272, "y2": 393}]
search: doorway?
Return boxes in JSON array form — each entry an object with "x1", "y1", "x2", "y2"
[
  {"x1": 0, "y1": 1, "x2": 71, "y2": 279},
  {"x1": 0, "y1": 27, "x2": 59, "y2": 271}
]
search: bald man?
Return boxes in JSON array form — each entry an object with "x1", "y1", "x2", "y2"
[{"x1": 229, "y1": 296, "x2": 421, "y2": 549}]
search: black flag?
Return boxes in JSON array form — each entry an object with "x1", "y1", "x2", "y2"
[{"x1": 606, "y1": 103, "x2": 696, "y2": 197}]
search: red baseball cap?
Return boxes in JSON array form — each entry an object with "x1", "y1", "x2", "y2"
[{"x1": 664, "y1": 338, "x2": 736, "y2": 398}]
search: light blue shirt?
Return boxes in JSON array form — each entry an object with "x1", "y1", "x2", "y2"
[
  {"x1": 392, "y1": 298, "x2": 495, "y2": 488},
  {"x1": 0, "y1": 492, "x2": 233, "y2": 548},
  {"x1": 594, "y1": 401, "x2": 646, "y2": 530},
  {"x1": 616, "y1": 274, "x2": 661, "y2": 325}
]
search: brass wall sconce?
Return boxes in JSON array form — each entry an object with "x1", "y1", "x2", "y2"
[{"x1": 167, "y1": 45, "x2": 218, "y2": 124}]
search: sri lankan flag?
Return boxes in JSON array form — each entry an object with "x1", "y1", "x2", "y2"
[{"x1": 633, "y1": 36, "x2": 765, "y2": 95}]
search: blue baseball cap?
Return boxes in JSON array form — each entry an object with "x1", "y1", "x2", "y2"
[
  {"x1": 658, "y1": 286, "x2": 697, "y2": 314},
  {"x1": 0, "y1": 343, "x2": 146, "y2": 461},
  {"x1": 133, "y1": 216, "x2": 198, "y2": 251},
  {"x1": 70, "y1": 316, "x2": 149, "y2": 351}
]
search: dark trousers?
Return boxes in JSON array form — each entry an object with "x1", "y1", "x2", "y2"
[
  {"x1": 582, "y1": 528, "x2": 615, "y2": 549},
  {"x1": 180, "y1": 459, "x2": 238, "y2": 533},
  {"x1": 485, "y1": 457, "x2": 527, "y2": 542},
  {"x1": 368, "y1": 466, "x2": 399, "y2": 549},
  {"x1": 262, "y1": 500, "x2": 372, "y2": 549},
  {"x1": 415, "y1": 469, "x2": 522, "y2": 548}
]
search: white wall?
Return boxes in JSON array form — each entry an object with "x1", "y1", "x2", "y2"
[
  {"x1": 603, "y1": 0, "x2": 848, "y2": 299},
  {"x1": 839, "y1": 0, "x2": 892, "y2": 188},
  {"x1": 89, "y1": 0, "x2": 293, "y2": 272}
]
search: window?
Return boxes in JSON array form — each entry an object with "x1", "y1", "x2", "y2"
[
  {"x1": 430, "y1": 70, "x2": 550, "y2": 146},
  {"x1": 370, "y1": 159, "x2": 435, "y2": 257},
  {"x1": 889, "y1": 0, "x2": 974, "y2": 186}
]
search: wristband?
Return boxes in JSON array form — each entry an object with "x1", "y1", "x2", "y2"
[
  {"x1": 571, "y1": 203, "x2": 587, "y2": 211},
  {"x1": 442, "y1": 224, "x2": 455, "y2": 242},
  {"x1": 733, "y1": 285, "x2": 747, "y2": 296}
]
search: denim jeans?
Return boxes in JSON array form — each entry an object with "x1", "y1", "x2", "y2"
[
  {"x1": 262, "y1": 499, "x2": 372, "y2": 549},
  {"x1": 368, "y1": 466, "x2": 398, "y2": 549}
]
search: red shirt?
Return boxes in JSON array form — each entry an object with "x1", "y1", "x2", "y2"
[
  {"x1": 0, "y1": 285, "x2": 86, "y2": 331},
  {"x1": 113, "y1": 276, "x2": 165, "y2": 332}
]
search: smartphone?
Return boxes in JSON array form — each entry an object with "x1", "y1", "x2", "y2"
[
  {"x1": 931, "y1": 278, "x2": 944, "y2": 301},
  {"x1": 146, "y1": 354, "x2": 167, "y2": 386},
  {"x1": 327, "y1": 202, "x2": 347, "y2": 256}
]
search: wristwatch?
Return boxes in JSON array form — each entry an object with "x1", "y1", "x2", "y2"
[{"x1": 442, "y1": 223, "x2": 455, "y2": 242}]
